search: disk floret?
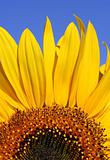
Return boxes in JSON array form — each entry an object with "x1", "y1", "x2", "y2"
[
  {"x1": 0, "y1": 105, "x2": 108, "y2": 160},
  {"x1": 15, "y1": 128, "x2": 84, "y2": 160}
]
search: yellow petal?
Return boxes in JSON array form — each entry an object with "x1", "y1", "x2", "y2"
[
  {"x1": 0, "y1": 89, "x2": 25, "y2": 110},
  {"x1": 0, "y1": 27, "x2": 29, "y2": 108},
  {"x1": 0, "y1": 64, "x2": 18, "y2": 102},
  {"x1": 18, "y1": 29, "x2": 45, "y2": 108},
  {"x1": 97, "y1": 106, "x2": 110, "y2": 141},
  {"x1": 54, "y1": 23, "x2": 80, "y2": 106},
  {"x1": 103, "y1": 42, "x2": 110, "y2": 72},
  {"x1": 95, "y1": 106, "x2": 110, "y2": 157},
  {"x1": 100, "y1": 64, "x2": 105, "y2": 75},
  {"x1": 69, "y1": 22, "x2": 100, "y2": 107},
  {"x1": 57, "y1": 36, "x2": 64, "y2": 48},
  {"x1": 83, "y1": 69, "x2": 110, "y2": 118},
  {"x1": 56, "y1": 36, "x2": 64, "y2": 56},
  {"x1": 43, "y1": 17, "x2": 55, "y2": 105},
  {"x1": 74, "y1": 15, "x2": 86, "y2": 38},
  {"x1": 103, "y1": 41, "x2": 109, "y2": 55},
  {"x1": 0, "y1": 97, "x2": 15, "y2": 122},
  {"x1": 0, "y1": 117, "x2": 5, "y2": 123}
]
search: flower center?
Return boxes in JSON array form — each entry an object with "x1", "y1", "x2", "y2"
[
  {"x1": 15, "y1": 128, "x2": 83, "y2": 160},
  {"x1": 0, "y1": 105, "x2": 108, "y2": 159}
]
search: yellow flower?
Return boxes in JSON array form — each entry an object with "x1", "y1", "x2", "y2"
[{"x1": 0, "y1": 16, "x2": 110, "y2": 159}]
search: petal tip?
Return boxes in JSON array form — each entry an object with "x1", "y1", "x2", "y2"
[{"x1": 45, "y1": 16, "x2": 52, "y2": 25}]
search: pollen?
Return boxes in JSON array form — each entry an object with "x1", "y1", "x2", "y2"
[{"x1": 0, "y1": 105, "x2": 108, "y2": 160}]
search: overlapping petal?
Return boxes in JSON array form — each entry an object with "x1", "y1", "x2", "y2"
[
  {"x1": 0, "y1": 27, "x2": 29, "y2": 108},
  {"x1": 54, "y1": 22, "x2": 80, "y2": 106},
  {"x1": 43, "y1": 17, "x2": 55, "y2": 106},
  {"x1": 0, "y1": 97, "x2": 15, "y2": 122},
  {"x1": 18, "y1": 29, "x2": 45, "y2": 108},
  {"x1": 74, "y1": 15, "x2": 86, "y2": 38},
  {"x1": 83, "y1": 68, "x2": 110, "y2": 118},
  {"x1": 69, "y1": 22, "x2": 100, "y2": 107}
]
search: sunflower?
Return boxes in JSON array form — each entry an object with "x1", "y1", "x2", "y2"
[{"x1": 0, "y1": 16, "x2": 110, "y2": 160}]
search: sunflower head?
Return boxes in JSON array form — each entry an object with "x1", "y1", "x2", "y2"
[
  {"x1": 0, "y1": 16, "x2": 110, "y2": 160},
  {"x1": 0, "y1": 105, "x2": 108, "y2": 159}
]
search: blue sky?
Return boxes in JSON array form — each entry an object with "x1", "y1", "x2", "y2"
[{"x1": 0, "y1": 0, "x2": 110, "y2": 64}]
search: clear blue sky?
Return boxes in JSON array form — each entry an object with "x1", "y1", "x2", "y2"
[{"x1": 0, "y1": 0, "x2": 110, "y2": 64}]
